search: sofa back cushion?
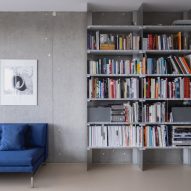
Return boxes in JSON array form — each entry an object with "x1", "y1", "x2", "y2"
[
  {"x1": 0, "y1": 124, "x2": 27, "y2": 151},
  {"x1": 26, "y1": 123, "x2": 48, "y2": 148},
  {"x1": 0, "y1": 123, "x2": 48, "y2": 148}
]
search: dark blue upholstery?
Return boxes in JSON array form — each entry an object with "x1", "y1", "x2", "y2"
[{"x1": 0, "y1": 123, "x2": 48, "y2": 173}]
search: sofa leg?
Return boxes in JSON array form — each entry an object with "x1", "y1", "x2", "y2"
[{"x1": 31, "y1": 175, "x2": 34, "y2": 188}]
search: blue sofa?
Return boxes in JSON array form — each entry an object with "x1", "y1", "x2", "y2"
[{"x1": 0, "y1": 123, "x2": 48, "y2": 187}]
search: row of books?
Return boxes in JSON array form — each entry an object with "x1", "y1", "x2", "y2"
[
  {"x1": 87, "y1": 32, "x2": 140, "y2": 50},
  {"x1": 89, "y1": 78, "x2": 139, "y2": 99},
  {"x1": 143, "y1": 77, "x2": 191, "y2": 99},
  {"x1": 146, "y1": 55, "x2": 191, "y2": 74},
  {"x1": 143, "y1": 32, "x2": 183, "y2": 50},
  {"x1": 144, "y1": 125, "x2": 171, "y2": 147},
  {"x1": 88, "y1": 54, "x2": 191, "y2": 75},
  {"x1": 88, "y1": 125, "x2": 142, "y2": 147},
  {"x1": 142, "y1": 102, "x2": 166, "y2": 122},
  {"x1": 111, "y1": 103, "x2": 139, "y2": 123},
  {"x1": 88, "y1": 58, "x2": 142, "y2": 75}
]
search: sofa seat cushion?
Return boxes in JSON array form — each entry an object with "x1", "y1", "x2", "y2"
[{"x1": 0, "y1": 148, "x2": 44, "y2": 166}]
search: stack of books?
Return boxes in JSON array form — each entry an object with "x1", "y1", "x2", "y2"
[
  {"x1": 172, "y1": 126, "x2": 191, "y2": 146},
  {"x1": 110, "y1": 102, "x2": 139, "y2": 123},
  {"x1": 111, "y1": 105, "x2": 126, "y2": 122},
  {"x1": 143, "y1": 32, "x2": 183, "y2": 50},
  {"x1": 88, "y1": 58, "x2": 142, "y2": 75},
  {"x1": 144, "y1": 125, "x2": 171, "y2": 147},
  {"x1": 88, "y1": 125, "x2": 142, "y2": 147},
  {"x1": 87, "y1": 31, "x2": 140, "y2": 50},
  {"x1": 142, "y1": 102, "x2": 166, "y2": 122},
  {"x1": 143, "y1": 77, "x2": 191, "y2": 99},
  {"x1": 89, "y1": 78, "x2": 139, "y2": 99}
]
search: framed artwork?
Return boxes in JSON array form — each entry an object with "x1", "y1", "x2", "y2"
[{"x1": 0, "y1": 59, "x2": 37, "y2": 105}]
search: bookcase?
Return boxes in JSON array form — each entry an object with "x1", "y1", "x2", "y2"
[{"x1": 87, "y1": 11, "x2": 191, "y2": 170}]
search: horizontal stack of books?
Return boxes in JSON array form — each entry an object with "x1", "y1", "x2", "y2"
[
  {"x1": 143, "y1": 77, "x2": 191, "y2": 99},
  {"x1": 110, "y1": 103, "x2": 139, "y2": 123},
  {"x1": 172, "y1": 126, "x2": 191, "y2": 146},
  {"x1": 111, "y1": 105, "x2": 126, "y2": 122},
  {"x1": 142, "y1": 102, "x2": 166, "y2": 122},
  {"x1": 88, "y1": 125, "x2": 142, "y2": 147},
  {"x1": 87, "y1": 31, "x2": 140, "y2": 50},
  {"x1": 143, "y1": 32, "x2": 183, "y2": 50},
  {"x1": 144, "y1": 125, "x2": 171, "y2": 147},
  {"x1": 88, "y1": 58, "x2": 142, "y2": 75},
  {"x1": 89, "y1": 78, "x2": 139, "y2": 99}
]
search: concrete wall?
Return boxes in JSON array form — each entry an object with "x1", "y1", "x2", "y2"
[
  {"x1": 0, "y1": 12, "x2": 184, "y2": 164},
  {"x1": 0, "y1": 12, "x2": 87, "y2": 162}
]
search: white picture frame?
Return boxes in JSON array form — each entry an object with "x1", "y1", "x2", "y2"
[{"x1": 0, "y1": 59, "x2": 37, "y2": 105}]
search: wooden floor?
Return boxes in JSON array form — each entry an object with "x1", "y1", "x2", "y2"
[{"x1": 0, "y1": 163, "x2": 191, "y2": 191}]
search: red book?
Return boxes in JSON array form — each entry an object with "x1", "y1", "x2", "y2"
[
  {"x1": 181, "y1": 57, "x2": 191, "y2": 74},
  {"x1": 148, "y1": 78, "x2": 151, "y2": 98},
  {"x1": 110, "y1": 79, "x2": 114, "y2": 98},
  {"x1": 148, "y1": 34, "x2": 153, "y2": 50},
  {"x1": 184, "y1": 78, "x2": 190, "y2": 98}
]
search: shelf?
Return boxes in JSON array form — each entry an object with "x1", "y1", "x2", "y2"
[
  {"x1": 87, "y1": 25, "x2": 191, "y2": 32},
  {"x1": 142, "y1": 146, "x2": 191, "y2": 150},
  {"x1": 87, "y1": 122, "x2": 191, "y2": 126},
  {"x1": 87, "y1": 25, "x2": 142, "y2": 32},
  {"x1": 145, "y1": 50, "x2": 191, "y2": 55},
  {"x1": 88, "y1": 50, "x2": 191, "y2": 55},
  {"x1": 87, "y1": 146, "x2": 139, "y2": 149},
  {"x1": 87, "y1": 50, "x2": 142, "y2": 55},
  {"x1": 143, "y1": 74, "x2": 191, "y2": 77},
  {"x1": 88, "y1": 98, "x2": 191, "y2": 102},
  {"x1": 143, "y1": 25, "x2": 191, "y2": 32},
  {"x1": 88, "y1": 98, "x2": 139, "y2": 102},
  {"x1": 88, "y1": 146, "x2": 191, "y2": 150},
  {"x1": 87, "y1": 74, "x2": 140, "y2": 78},
  {"x1": 87, "y1": 74, "x2": 191, "y2": 78},
  {"x1": 87, "y1": 122, "x2": 139, "y2": 125},
  {"x1": 142, "y1": 98, "x2": 191, "y2": 101}
]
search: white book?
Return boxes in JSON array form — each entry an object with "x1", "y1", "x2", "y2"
[
  {"x1": 89, "y1": 126, "x2": 92, "y2": 147},
  {"x1": 119, "y1": 127, "x2": 123, "y2": 146},
  {"x1": 116, "y1": 60, "x2": 119, "y2": 74},
  {"x1": 117, "y1": 79, "x2": 121, "y2": 98},
  {"x1": 137, "y1": 126, "x2": 139, "y2": 147},
  {"x1": 96, "y1": 31, "x2": 99, "y2": 50},
  {"x1": 103, "y1": 126, "x2": 107, "y2": 147}
]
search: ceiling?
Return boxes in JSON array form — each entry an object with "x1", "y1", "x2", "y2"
[{"x1": 0, "y1": 0, "x2": 190, "y2": 12}]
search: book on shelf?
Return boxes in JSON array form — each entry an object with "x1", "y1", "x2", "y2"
[
  {"x1": 88, "y1": 58, "x2": 142, "y2": 75},
  {"x1": 111, "y1": 102, "x2": 139, "y2": 123},
  {"x1": 143, "y1": 55, "x2": 191, "y2": 74},
  {"x1": 89, "y1": 78, "x2": 139, "y2": 99},
  {"x1": 144, "y1": 125, "x2": 171, "y2": 147},
  {"x1": 143, "y1": 77, "x2": 191, "y2": 99},
  {"x1": 142, "y1": 32, "x2": 186, "y2": 50},
  {"x1": 89, "y1": 125, "x2": 142, "y2": 147},
  {"x1": 87, "y1": 31, "x2": 140, "y2": 50},
  {"x1": 142, "y1": 102, "x2": 166, "y2": 123}
]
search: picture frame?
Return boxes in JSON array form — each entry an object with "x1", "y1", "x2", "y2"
[{"x1": 0, "y1": 59, "x2": 37, "y2": 105}]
